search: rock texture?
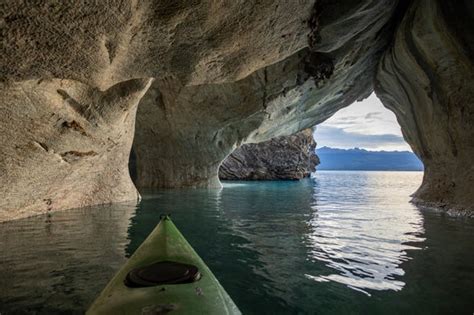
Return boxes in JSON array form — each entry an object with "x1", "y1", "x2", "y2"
[
  {"x1": 219, "y1": 129, "x2": 319, "y2": 180},
  {"x1": 1, "y1": 0, "x2": 473, "y2": 220},
  {"x1": 2, "y1": 1, "x2": 314, "y2": 88},
  {"x1": 0, "y1": 78, "x2": 151, "y2": 221},
  {"x1": 375, "y1": 0, "x2": 474, "y2": 215},
  {"x1": 132, "y1": 0, "x2": 397, "y2": 189},
  {"x1": 1, "y1": 0, "x2": 317, "y2": 219}
]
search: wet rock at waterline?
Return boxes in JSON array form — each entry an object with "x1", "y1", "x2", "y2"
[{"x1": 219, "y1": 129, "x2": 319, "y2": 180}]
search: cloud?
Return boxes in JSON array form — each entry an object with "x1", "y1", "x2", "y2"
[
  {"x1": 314, "y1": 126, "x2": 411, "y2": 151},
  {"x1": 323, "y1": 116, "x2": 362, "y2": 128},
  {"x1": 364, "y1": 112, "x2": 383, "y2": 120},
  {"x1": 318, "y1": 93, "x2": 406, "y2": 138},
  {"x1": 313, "y1": 92, "x2": 412, "y2": 151},
  {"x1": 333, "y1": 115, "x2": 361, "y2": 121}
]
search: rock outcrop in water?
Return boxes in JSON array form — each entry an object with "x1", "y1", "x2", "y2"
[
  {"x1": 219, "y1": 129, "x2": 319, "y2": 180},
  {"x1": 1, "y1": 0, "x2": 473, "y2": 220}
]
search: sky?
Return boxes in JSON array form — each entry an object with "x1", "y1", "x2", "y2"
[{"x1": 313, "y1": 93, "x2": 412, "y2": 151}]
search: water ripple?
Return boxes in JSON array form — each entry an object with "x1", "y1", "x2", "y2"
[
  {"x1": 2, "y1": 171, "x2": 474, "y2": 314},
  {"x1": 304, "y1": 171, "x2": 425, "y2": 295}
]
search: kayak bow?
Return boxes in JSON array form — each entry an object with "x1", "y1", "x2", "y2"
[{"x1": 87, "y1": 215, "x2": 240, "y2": 315}]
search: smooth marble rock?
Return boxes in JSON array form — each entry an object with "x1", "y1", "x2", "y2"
[{"x1": 375, "y1": 0, "x2": 474, "y2": 216}]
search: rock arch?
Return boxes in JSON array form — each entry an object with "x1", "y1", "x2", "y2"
[{"x1": 1, "y1": 0, "x2": 473, "y2": 220}]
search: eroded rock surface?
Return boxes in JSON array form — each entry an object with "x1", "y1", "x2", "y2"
[
  {"x1": 219, "y1": 129, "x2": 319, "y2": 180},
  {"x1": 0, "y1": 78, "x2": 151, "y2": 221},
  {"x1": 133, "y1": 0, "x2": 397, "y2": 188},
  {"x1": 1, "y1": 0, "x2": 473, "y2": 220},
  {"x1": 1, "y1": 0, "x2": 316, "y2": 219},
  {"x1": 2, "y1": 1, "x2": 314, "y2": 88},
  {"x1": 375, "y1": 0, "x2": 474, "y2": 215}
]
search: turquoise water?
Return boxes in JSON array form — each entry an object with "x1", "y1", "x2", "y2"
[{"x1": 1, "y1": 171, "x2": 474, "y2": 314}]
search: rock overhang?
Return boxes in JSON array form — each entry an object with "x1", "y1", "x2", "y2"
[{"x1": 1, "y1": 0, "x2": 473, "y2": 220}]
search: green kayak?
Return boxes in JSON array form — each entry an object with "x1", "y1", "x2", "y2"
[{"x1": 87, "y1": 215, "x2": 240, "y2": 315}]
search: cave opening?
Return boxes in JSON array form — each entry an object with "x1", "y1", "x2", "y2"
[{"x1": 313, "y1": 93, "x2": 424, "y2": 172}]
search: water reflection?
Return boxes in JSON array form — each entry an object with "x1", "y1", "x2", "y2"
[
  {"x1": 0, "y1": 202, "x2": 137, "y2": 314},
  {"x1": 126, "y1": 175, "x2": 429, "y2": 312},
  {"x1": 2, "y1": 172, "x2": 474, "y2": 314},
  {"x1": 304, "y1": 171, "x2": 425, "y2": 295}
]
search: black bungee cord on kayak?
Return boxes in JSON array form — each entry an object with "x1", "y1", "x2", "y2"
[
  {"x1": 124, "y1": 214, "x2": 202, "y2": 288},
  {"x1": 125, "y1": 261, "x2": 201, "y2": 288}
]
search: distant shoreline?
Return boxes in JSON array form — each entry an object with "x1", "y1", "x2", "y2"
[{"x1": 316, "y1": 146, "x2": 424, "y2": 172}]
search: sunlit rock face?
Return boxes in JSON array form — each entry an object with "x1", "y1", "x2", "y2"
[
  {"x1": 375, "y1": 1, "x2": 474, "y2": 215},
  {"x1": 219, "y1": 129, "x2": 319, "y2": 180},
  {"x1": 0, "y1": 79, "x2": 151, "y2": 221},
  {"x1": 133, "y1": 0, "x2": 397, "y2": 188}
]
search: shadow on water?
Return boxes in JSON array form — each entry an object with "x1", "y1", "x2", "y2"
[
  {"x1": 1, "y1": 172, "x2": 474, "y2": 314},
  {"x1": 0, "y1": 203, "x2": 137, "y2": 314}
]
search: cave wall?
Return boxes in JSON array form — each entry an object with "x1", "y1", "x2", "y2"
[
  {"x1": 0, "y1": 0, "x2": 317, "y2": 220},
  {"x1": 1, "y1": 0, "x2": 473, "y2": 220},
  {"x1": 133, "y1": 0, "x2": 397, "y2": 188},
  {"x1": 2, "y1": 1, "x2": 314, "y2": 88},
  {"x1": 0, "y1": 78, "x2": 151, "y2": 221},
  {"x1": 375, "y1": 0, "x2": 474, "y2": 214}
]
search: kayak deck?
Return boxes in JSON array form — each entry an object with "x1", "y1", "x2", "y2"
[{"x1": 87, "y1": 216, "x2": 240, "y2": 315}]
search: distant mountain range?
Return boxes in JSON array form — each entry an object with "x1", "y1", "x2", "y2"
[{"x1": 316, "y1": 146, "x2": 424, "y2": 171}]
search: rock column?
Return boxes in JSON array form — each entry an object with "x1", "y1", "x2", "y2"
[{"x1": 375, "y1": 0, "x2": 474, "y2": 214}]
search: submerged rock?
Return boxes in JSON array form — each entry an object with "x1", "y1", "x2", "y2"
[{"x1": 219, "y1": 129, "x2": 319, "y2": 180}]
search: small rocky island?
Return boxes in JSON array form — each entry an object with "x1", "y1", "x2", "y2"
[{"x1": 219, "y1": 129, "x2": 319, "y2": 180}]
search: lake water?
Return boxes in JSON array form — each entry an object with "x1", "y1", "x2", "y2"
[{"x1": 1, "y1": 171, "x2": 474, "y2": 314}]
